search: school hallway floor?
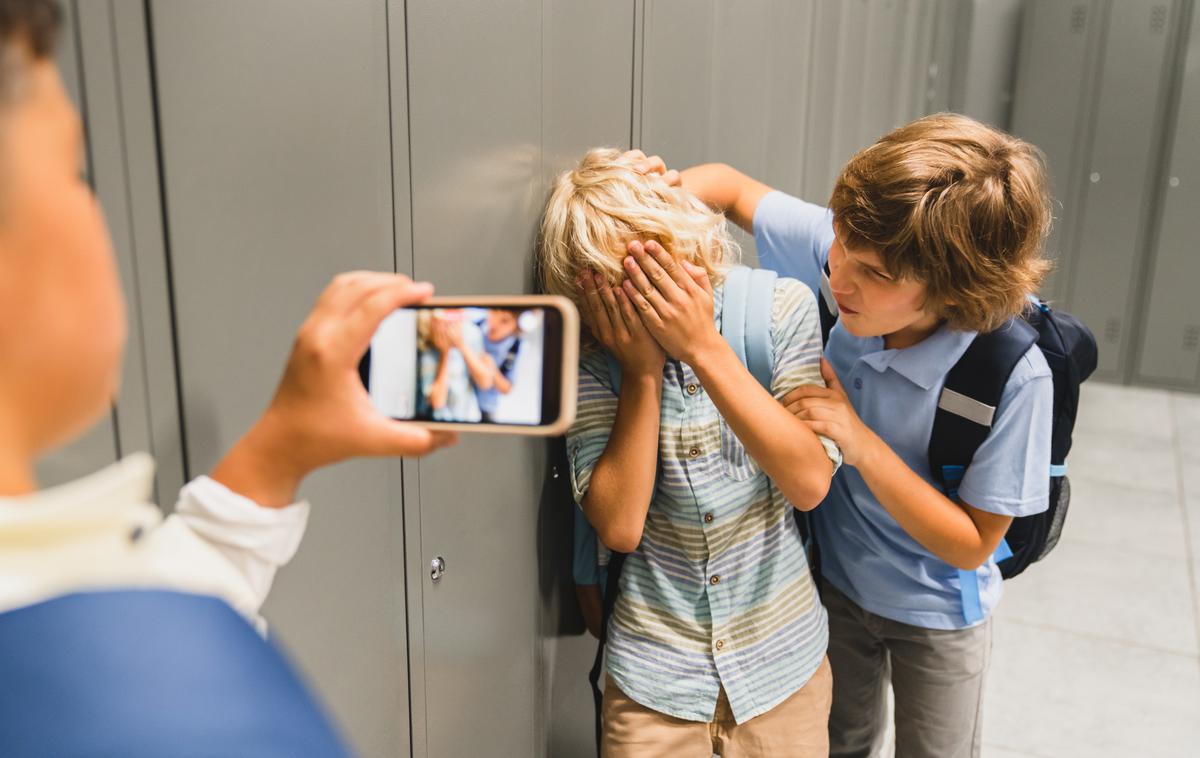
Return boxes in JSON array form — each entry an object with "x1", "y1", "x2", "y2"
[{"x1": 875, "y1": 381, "x2": 1200, "y2": 758}]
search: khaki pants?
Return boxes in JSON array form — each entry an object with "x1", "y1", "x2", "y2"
[
  {"x1": 823, "y1": 581, "x2": 991, "y2": 758},
  {"x1": 601, "y1": 657, "x2": 833, "y2": 758}
]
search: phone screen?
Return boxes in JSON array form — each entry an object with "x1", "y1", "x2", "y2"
[{"x1": 360, "y1": 305, "x2": 563, "y2": 426}]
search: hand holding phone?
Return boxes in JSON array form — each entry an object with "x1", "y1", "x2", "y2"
[
  {"x1": 211, "y1": 273, "x2": 458, "y2": 507},
  {"x1": 360, "y1": 296, "x2": 579, "y2": 435}
]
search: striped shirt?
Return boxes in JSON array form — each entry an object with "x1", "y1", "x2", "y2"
[{"x1": 567, "y1": 277, "x2": 841, "y2": 724}]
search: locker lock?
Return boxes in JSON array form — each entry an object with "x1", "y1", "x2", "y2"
[{"x1": 430, "y1": 556, "x2": 447, "y2": 582}]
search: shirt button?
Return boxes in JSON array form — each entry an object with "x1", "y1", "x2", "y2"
[
  {"x1": 715, "y1": 639, "x2": 725, "y2": 650},
  {"x1": 688, "y1": 447, "x2": 701, "y2": 458},
  {"x1": 710, "y1": 575, "x2": 720, "y2": 585},
  {"x1": 686, "y1": 383, "x2": 698, "y2": 395},
  {"x1": 853, "y1": 377, "x2": 863, "y2": 390},
  {"x1": 704, "y1": 512, "x2": 714, "y2": 524}
]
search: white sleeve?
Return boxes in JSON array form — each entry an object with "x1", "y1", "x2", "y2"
[{"x1": 169, "y1": 476, "x2": 311, "y2": 607}]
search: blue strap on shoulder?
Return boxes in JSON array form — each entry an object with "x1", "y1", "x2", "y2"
[{"x1": 719, "y1": 266, "x2": 777, "y2": 390}]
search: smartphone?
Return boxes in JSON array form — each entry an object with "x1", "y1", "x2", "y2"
[{"x1": 359, "y1": 296, "x2": 578, "y2": 435}]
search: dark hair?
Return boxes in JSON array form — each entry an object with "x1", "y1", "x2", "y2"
[{"x1": 0, "y1": 0, "x2": 60, "y2": 59}]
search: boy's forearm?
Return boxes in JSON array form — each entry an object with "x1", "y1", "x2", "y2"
[
  {"x1": 855, "y1": 435, "x2": 1008, "y2": 570},
  {"x1": 680, "y1": 163, "x2": 771, "y2": 234},
  {"x1": 583, "y1": 373, "x2": 662, "y2": 552},
  {"x1": 689, "y1": 343, "x2": 832, "y2": 509}
]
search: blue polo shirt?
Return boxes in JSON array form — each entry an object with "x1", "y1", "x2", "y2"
[{"x1": 753, "y1": 191, "x2": 1053, "y2": 630}]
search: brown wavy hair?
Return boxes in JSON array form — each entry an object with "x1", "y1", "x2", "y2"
[{"x1": 829, "y1": 113, "x2": 1052, "y2": 333}]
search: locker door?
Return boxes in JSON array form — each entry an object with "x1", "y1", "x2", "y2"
[
  {"x1": 641, "y1": 0, "x2": 819, "y2": 261},
  {"x1": 1009, "y1": 0, "x2": 1102, "y2": 306},
  {"x1": 35, "y1": 0, "x2": 121, "y2": 487},
  {"x1": 542, "y1": 2, "x2": 637, "y2": 754},
  {"x1": 1137, "y1": 7, "x2": 1200, "y2": 387},
  {"x1": 402, "y1": 2, "x2": 545, "y2": 756},
  {"x1": 1068, "y1": 0, "x2": 1181, "y2": 378},
  {"x1": 148, "y1": 3, "x2": 408, "y2": 756}
]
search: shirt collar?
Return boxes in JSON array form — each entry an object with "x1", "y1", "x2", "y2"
[
  {"x1": 0, "y1": 453, "x2": 159, "y2": 543},
  {"x1": 856, "y1": 323, "x2": 977, "y2": 390}
]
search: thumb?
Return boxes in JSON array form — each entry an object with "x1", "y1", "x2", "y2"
[
  {"x1": 819, "y1": 357, "x2": 843, "y2": 391},
  {"x1": 364, "y1": 417, "x2": 457, "y2": 458}
]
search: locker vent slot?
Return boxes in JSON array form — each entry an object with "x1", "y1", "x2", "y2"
[
  {"x1": 1150, "y1": 5, "x2": 1168, "y2": 34},
  {"x1": 1184, "y1": 326, "x2": 1200, "y2": 352},
  {"x1": 1070, "y1": 5, "x2": 1087, "y2": 34},
  {"x1": 1104, "y1": 318, "x2": 1121, "y2": 344}
]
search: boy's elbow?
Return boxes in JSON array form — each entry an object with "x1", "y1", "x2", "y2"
[
  {"x1": 786, "y1": 469, "x2": 831, "y2": 512},
  {"x1": 599, "y1": 524, "x2": 642, "y2": 554},
  {"x1": 951, "y1": 548, "x2": 992, "y2": 572}
]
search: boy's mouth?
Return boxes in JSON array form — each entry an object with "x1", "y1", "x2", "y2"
[{"x1": 835, "y1": 298, "x2": 860, "y2": 316}]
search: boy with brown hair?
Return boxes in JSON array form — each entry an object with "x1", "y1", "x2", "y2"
[{"x1": 651, "y1": 113, "x2": 1056, "y2": 757}]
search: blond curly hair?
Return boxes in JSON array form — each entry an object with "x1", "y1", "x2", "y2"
[{"x1": 538, "y1": 148, "x2": 740, "y2": 310}]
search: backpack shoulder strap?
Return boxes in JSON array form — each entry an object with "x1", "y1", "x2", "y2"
[
  {"x1": 929, "y1": 317, "x2": 1039, "y2": 495},
  {"x1": 721, "y1": 265, "x2": 777, "y2": 391},
  {"x1": 929, "y1": 317, "x2": 1038, "y2": 626},
  {"x1": 818, "y1": 261, "x2": 838, "y2": 345}
]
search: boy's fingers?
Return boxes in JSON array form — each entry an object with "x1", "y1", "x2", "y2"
[
  {"x1": 341, "y1": 279, "x2": 435, "y2": 352},
  {"x1": 622, "y1": 279, "x2": 666, "y2": 332},
  {"x1": 662, "y1": 169, "x2": 682, "y2": 187},
  {"x1": 819, "y1": 357, "x2": 843, "y2": 390},
  {"x1": 630, "y1": 243, "x2": 682, "y2": 303},
  {"x1": 680, "y1": 260, "x2": 713, "y2": 295},
  {"x1": 578, "y1": 273, "x2": 613, "y2": 340},
  {"x1": 597, "y1": 280, "x2": 626, "y2": 337},
  {"x1": 614, "y1": 287, "x2": 644, "y2": 334},
  {"x1": 644, "y1": 240, "x2": 693, "y2": 292},
  {"x1": 314, "y1": 270, "x2": 376, "y2": 312},
  {"x1": 622, "y1": 254, "x2": 670, "y2": 314},
  {"x1": 781, "y1": 385, "x2": 833, "y2": 405},
  {"x1": 619, "y1": 149, "x2": 647, "y2": 165},
  {"x1": 363, "y1": 418, "x2": 458, "y2": 458}
]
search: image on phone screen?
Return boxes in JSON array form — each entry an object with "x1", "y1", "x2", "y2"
[{"x1": 363, "y1": 306, "x2": 558, "y2": 426}]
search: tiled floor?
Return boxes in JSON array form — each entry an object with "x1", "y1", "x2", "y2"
[
  {"x1": 875, "y1": 382, "x2": 1200, "y2": 758},
  {"x1": 979, "y1": 382, "x2": 1200, "y2": 758}
]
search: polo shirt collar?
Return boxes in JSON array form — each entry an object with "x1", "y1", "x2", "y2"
[{"x1": 857, "y1": 323, "x2": 977, "y2": 390}]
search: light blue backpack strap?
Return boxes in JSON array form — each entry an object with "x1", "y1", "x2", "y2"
[
  {"x1": 958, "y1": 568, "x2": 985, "y2": 625},
  {"x1": 743, "y1": 268, "x2": 777, "y2": 390},
  {"x1": 721, "y1": 266, "x2": 751, "y2": 369},
  {"x1": 720, "y1": 265, "x2": 776, "y2": 392}
]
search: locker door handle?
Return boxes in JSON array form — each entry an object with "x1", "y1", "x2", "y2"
[{"x1": 430, "y1": 556, "x2": 447, "y2": 582}]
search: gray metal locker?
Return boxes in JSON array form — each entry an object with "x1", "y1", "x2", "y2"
[
  {"x1": 1009, "y1": 0, "x2": 1105, "y2": 307},
  {"x1": 1066, "y1": 0, "x2": 1182, "y2": 378},
  {"x1": 147, "y1": 2, "x2": 409, "y2": 755},
  {"x1": 640, "y1": 0, "x2": 822, "y2": 261},
  {"x1": 402, "y1": 1, "x2": 632, "y2": 754},
  {"x1": 1136, "y1": 5, "x2": 1200, "y2": 388}
]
